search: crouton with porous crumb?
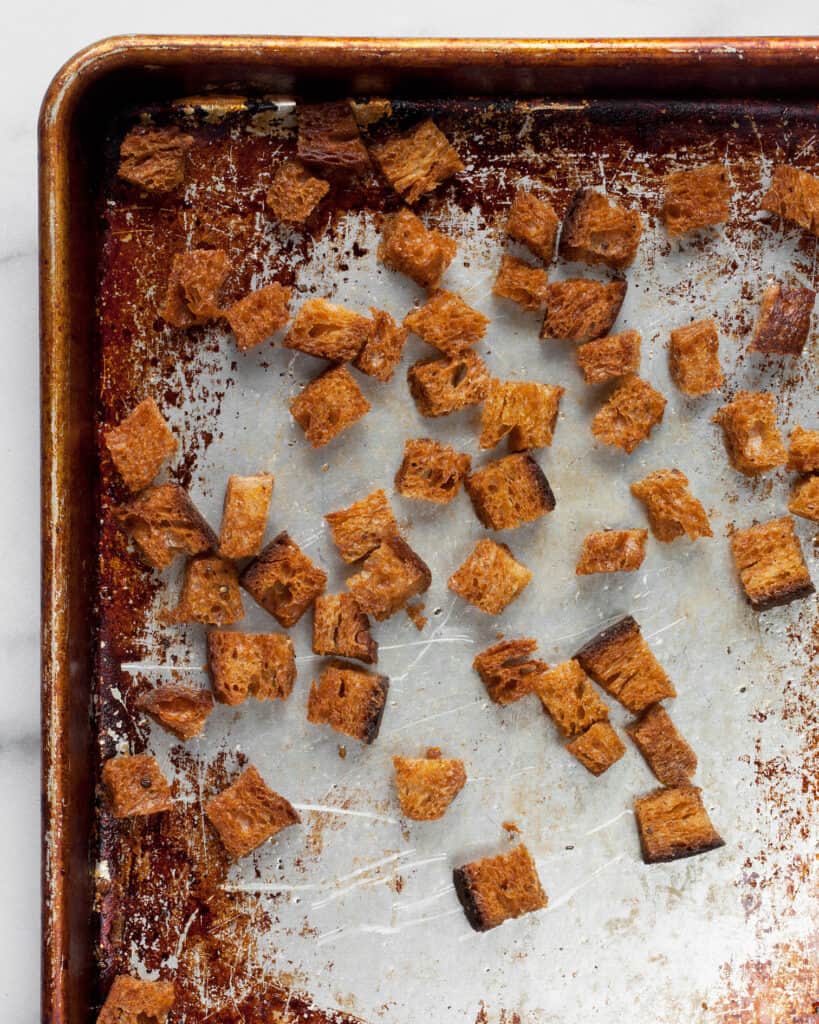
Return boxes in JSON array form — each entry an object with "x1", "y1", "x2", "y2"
[
  {"x1": 788, "y1": 426, "x2": 819, "y2": 472},
  {"x1": 117, "y1": 483, "x2": 216, "y2": 570},
  {"x1": 224, "y1": 283, "x2": 291, "y2": 352},
  {"x1": 407, "y1": 351, "x2": 490, "y2": 417},
  {"x1": 102, "y1": 754, "x2": 173, "y2": 818},
  {"x1": 448, "y1": 538, "x2": 532, "y2": 615},
  {"x1": 297, "y1": 101, "x2": 369, "y2": 174},
  {"x1": 669, "y1": 319, "x2": 724, "y2": 395},
  {"x1": 164, "y1": 555, "x2": 244, "y2": 626},
  {"x1": 393, "y1": 748, "x2": 467, "y2": 821},
  {"x1": 541, "y1": 279, "x2": 627, "y2": 342},
  {"x1": 453, "y1": 843, "x2": 547, "y2": 932},
  {"x1": 206, "y1": 765, "x2": 300, "y2": 860},
  {"x1": 307, "y1": 660, "x2": 389, "y2": 743},
  {"x1": 118, "y1": 125, "x2": 194, "y2": 193},
  {"x1": 465, "y1": 452, "x2": 555, "y2": 530},
  {"x1": 506, "y1": 188, "x2": 559, "y2": 263},
  {"x1": 289, "y1": 365, "x2": 371, "y2": 448},
  {"x1": 730, "y1": 516, "x2": 814, "y2": 610},
  {"x1": 160, "y1": 249, "x2": 231, "y2": 327},
  {"x1": 626, "y1": 705, "x2": 697, "y2": 787},
  {"x1": 789, "y1": 475, "x2": 819, "y2": 522},
  {"x1": 531, "y1": 659, "x2": 609, "y2": 738},
  {"x1": 404, "y1": 290, "x2": 489, "y2": 357},
  {"x1": 576, "y1": 331, "x2": 641, "y2": 385},
  {"x1": 97, "y1": 975, "x2": 175, "y2": 1024},
  {"x1": 576, "y1": 529, "x2": 648, "y2": 574},
  {"x1": 492, "y1": 254, "x2": 550, "y2": 310},
  {"x1": 346, "y1": 536, "x2": 432, "y2": 621},
  {"x1": 218, "y1": 473, "x2": 274, "y2": 560},
  {"x1": 591, "y1": 375, "x2": 666, "y2": 454},
  {"x1": 713, "y1": 391, "x2": 787, "y2": 476},
  {"x1": 760, "y1": 164, "x2": 819, "y2": 235},
  {"x1": 377, "y1": 208, "x2": 457, "y2": 290},
  {"x1": 559, "y1": 188, "x2": 642, "y2": 270},
  {"x1": 479, "y1": 380, "x2": 564, "y2": 452},
  {"x1": 567, "y1": 721, "x2": 626, "y2": 776},
  {"x1": 662, "y1": 164, "x2": 731, "y2": 235},
  {"x1": 395, "y1": 437, "x2": 472, "y2": 504},
  {"x1": 136, "y1": 684, "x2": 214, "y2": 742},
  {"x1": 104, "y1": 398, "x2": 177, "y2": 494},
  {"x1": 240, "y1": 532, "x2": 327, "y2": 627},
  {"x1": 750, "y1": 282, "x2": 815, "y2": 355},
  {"x1": 325, "y1": 489, "x2": 399, "y2": 563},
  {"x1": 473, "y1": 637, "x2": 547, "y2": 704},
  {"x1": 353, "y1": 308, "x2": 409, "y2": 382},
  {"x1": 266, "y1": 159, "x2": 330, "y2": 223},
  {"x1": 312, "y1": 593, "x2": 377, "y2": 664},
  {"x1": 371, "y1": 119, "x2": 463, "y2": 203},
  {"x1": 284, "y1": 298, "x2": 371, "y2": 362},
  {"x1": 630, "y1": 468, "x2": 712, "y2": 542},
  {"x1": 207, "y1": 631, "x2": 296, "y2": 705},
  {"x1": 634, "y1": 786, "x2": 724, "y2": 864}
]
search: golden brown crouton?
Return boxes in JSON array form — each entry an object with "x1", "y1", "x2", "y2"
[
  {"x1": 453, "y1": 843, "x2": 547, "y2": 932},
  {"x1": 730, "y1": 516, "x2": 814, "y2": 611},
  {"x1": 118, "y1": 125, "x2": 194, "y2": 193},
  {"x1": 591, "y1": 375, "x2": 666, "y2": 454},
  {"x1": 207, "y1": 631, "x2": 296, "y2": 705},
  {"x1": 669, "y1": 319, "x2": 724, "y2": 395},
  {"x1": 465, "y1": 452, "x2": 556, "y2": 530},
  {"x1": 289, "y1": 365, "x2": 371, "y2": 448},
  {"x1": 377, "y1": 208, "x2": 457, "y2": 290},
  {"x1": 240, "y1": 532, "x2": 327, "y2": 627},
  {"x1": 531, "y1": 659, "x2": 609, "y2": 738},
  {"x1": 750, "y1": 282, "x2": 815, "y2": 356},
  {"x1": 626, "y1": 705, "x2": 697, "y2": 787},
  {"x1": 104, "y1": 397, "x2": 177, "y2": 494},
  {"x1": 353, "y1": 308, "x2": 409, "y2": 382},
  {"x1": 284, "y1": 298, "x2": 371, "y2": 362},
  {"x1": 634, "y1": 786, "x2": 724, "y2": 864},
  {"x1": 407, "y1": 351, "x2": 490, "y2": 418},
  {"x1": 567, "y1": 721, "x2": 626, "y2": 776},
  {"x1": 448, "y1": 538, "x2": 532, "y2": 615},
  {"x1": 136, "y1": 684, "x2": 214, "y2": 741},
  {"x1": 265, "y1": 159, "x2": 330, "y2": 223},
  {"x1": 661, "y1": 164, "x2": 731, "y2": 236},
  {"x1": 97, "y1": 975, "x2": 175, "y2": 1024},
  {"x1": 117, "y1": 483, "x2": 216, "y2": 570},
  {"x1": 350, "y1": 98, "x2": 392, "y2": 126},
  {"x1": 165, "y1": 555, "x2": 244, "y2": 626},
  {"x1": 205, "y1": 765, "x2": 300, "y2": 859},
  {"x1": 575, "y1": 615, "x2": 676, "y2": 713},
  {"x1": 479, "y1": 380, "x2": 564, "y2": 452},
  {"x1": 473, "y1": 637, "x2": 547, "y2": 704},
  {"x1": 297, "y1": 100, "x2": 369, "y2": 174},
  {"x1": 371, "y1": 119, "x2": 463, "y2": 203},
  {"x1": 102, "y1": 754, "x2": 173, "y2": 818},
  {"x1": 307, "y1": 660, "x2": 389, "y2": 743},
  {"x1": 760, "y1": 164, "x2": 819, "y2": 235},
  {"x1": 630, "y1": 468, "x2": 712, "y2": 542},
  {"x1": 395, "y1": 437, "x2": 472, "y2": 504},
  {"x1": 506, "y1": 188, "x2": 559, "y2": 263},
  {"x1": 225, "y1": 283, "x2": 291, "y2": 352},
  {"x1": 789, "y1": 475, "x2": 819, "y2": 522},
  {"x1": 404, "y1": 290, "x2": 490, "y2": 356},
  {"x1": 393, "y1": 750, "x2": 466, "y2": 820},
  {"x1": 160, "y1": 249, "x2": 231, "y2": 327},
  {"x1": 541, "y1": 279, "x2": 627, "y2": 342},
  {"x1": 492, "y1": 254, "x2": 550, "y2": 311},
  {"x1": 346, "y1": 536, "x2": 432, "y2": 621},
  {"x1": 559, "y1": 188, "x2": 642, "y2": 270},
  {"x1": 576, "y1": 529, "x2": 648, "y2": 574},
  {"x1": 788, "y1": 425, "x2": 819, "y2": 472},
  {"x1": 325, "y1": 489, "x2": 399, "y2": 563},
  {"x1": 576, "y1": 330, "x2": 641, "y2": 384},
  {"x1": 218, "y1": 473, "x2": 274, "y2": 560},
  {"x1": 312, "y1": 593, "x2": 377, "y2": 664},
  {"x1": 713, "y1": 391, "x2": 787, "y2": 476}
]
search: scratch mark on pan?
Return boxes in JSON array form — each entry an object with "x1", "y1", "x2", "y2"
[
  {"x1": 378, "y1": 635, "x2": 476, "y2": 652},
  {"x1": 582, "y1": 808, "x2": 635, "y2": 837},
  {"x1": 546, "y1": 853, "x2": 628, "y2": 912},
  {"x1": 316, "y1": 907, "x2": 462, "y2": 946},
  {"x1": 292, "y1": 803, "x2": 398, "y2": 824},
  {"x1": 644, "y1": 615, "x2": 687, "y2": 641},
  {"x1": 383, "y1": 698, "x2": 487, "y2": 737},
  {"x1": 392, "y1": 884, "x2": 455, "y2": 914}
]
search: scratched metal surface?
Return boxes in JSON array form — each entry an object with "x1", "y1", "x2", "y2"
[{"x1": 94, "y1": 97, "x2": 818, "y2": 1023}]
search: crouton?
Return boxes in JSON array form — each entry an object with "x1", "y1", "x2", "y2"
[
  {"x1": 350, "y1": 98, "x2": 392, "y2": 126},
  {"x1": 473, "y1": 637, "x2": 547, "y2": 704},
  {"x1": 378, "y1": 208, "x2": 456, "y2": 290},
  {"x1": 559, "y1": 188, "x2": 642, "y2": 270},
  {"x1": 626, "y1": 705, "x2": 697, "y2": 787},
  {"x1": 634, "y1": 786, "x2": 724, "y2": 864},
  {"x1": 750, "y1": 282, "x2": 815, "y2": 355},
  {"x1": 404, "y1": 290, "x2": 489, "y2": 356},
  {"x1": 541, "y1": 279, "x2": 627, "y2": 342},
  {"x1": 575, "y1": 615, "x2": 676, "y2": 713},
  {"x1": 165, "y1": 555, "x2": 244, "y2": 626},
  {"x1": 102, "y1": 754, "x2": 173, "y2": 818},
  {"x1": 266, "y1": 159, "x2": 330, "y2": 223},
  {"x1": 346, "y1": 536, "x2": 432, "y2": 621},
  {"x1": 307, "y1": 660, "x2": 389, "y2": 743},
  {"x1": 630, "y1": 468, "x2": 712, "y2": 542},
  {"x1": 97, "y1": 975, "x2": 175, "y2": 1024},
  {"x1": 506, "y1": 188, "x2": 559, "y2": 263},
  {"x1": 393, "y1": 749, "x2": 467, "y2": 820},
  {"x1": 492, "y1": 254, "x2": 550, "y2": 311},
  {"x1": 465, "y1": 452, "x2": 555, "y2": 530},
  {"x1": 207, "y1": 631, "x2": 296, "y2": 705},
  {"x1": 730, "y1": 515, "x2": 814, "y2": 611},
  {"x1": 284, "y1": 298, "x2": 371, "y2": 362},
  {"x1": 297, "y1": 100, "x2": 369, "y2": 174},
  {"x1": 353, "y1": 308, "x2": 409, "y2": 382},
  {"x1": 448, "y1": 538, "x2": 532, "y2": 615},
  {"x1": 160, "y1": 249, "x2": 230, "y2": 327},
  {"x1": 224, "y1": 283, "x2": 291, "y2": 352},
  {"x1": 218, "y1": 473, "x2": 274, "y2": 560},
  {"x1": 576, "y1": 529, "x2": 648, "y2": 574},
  {"x1": 118, "y1": 125, "x2": 193, "y2": 193},
  {"x1": 453, "y1": 843, "x2": 547, "y2": 932},
  {"x1": 104, "y1": 397, "x2": 177, "y2": 494},
  {"x1": 591, "y1": 375, "x2": 666, "y2": 454},
  {"x1": 406, "y1": 601, "x2": 427, "y2": 630},
  {"x1": 325, "y1": 489, "x2": 399, "y2": 563},
  {"x1": 669, "y1": 319, "x2": 724, "y2": 395},
  {"x1": 479, "y1": 380, "x2": 564, "y2": 452},
  {"x1": 760, "y1": 164, "x2": 819, "y2": 235},
  {"x1": 662, "y1": 164, "x2": 731, "y2": 236},
  {"x1": 531, "y1": 659, "x2": 609, "y2": 738},
  {"x1": 407, "y1": 351, "x2": 490, "y2": 417},
  {"x1": 240, "y1": 532, "x2": 327, "y2": 627},
  {"x1": 370, "y1": 119, "x2": 463, "y2": 203},
  {"x1": 136, "y1": 684, "x2": 214, "y2": 741},
  {"x1": 395, "y1": 437, "x2": 472, "y2": 504},
  {"x1": 788, "y1": 425, "x2": 819, "y2": 472},
  {"x1": 205, "y1": 765, "x2": 300, "y2": 859},
  {"x1": 116, "y1": 483, "x2": 216, "y2": 570},
  {"x1": 576, "y1": 330, "x2": 641, "y2": 384},
  {"x1": 289, "y1": 365, "x2": 370, "y2": 448},
  {"x1": 567, "y1": 721, "x2": 626, "y2": 776},
  {"x1": 312, "y1": 593, "x2": 377, "y2": 664},
  {"x1": 789, "y1": 475, "x2": 819, "y2": 522},
  {"x1": 713, "y1": 391, "x2": 787, "y2": 476}
]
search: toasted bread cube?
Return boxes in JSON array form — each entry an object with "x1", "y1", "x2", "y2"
[
  {"x1": 713, "y1": 391, "x2": 786, "y2": 476},
  {"x1": 788, "y1": 426, "x2": 819, "y2": 472},
  {"x1": 350, "y1": 98, "x2": 392, "y2": 126},
  {"x1": 207, "y1": 631, "x2": 296, "y2": 705},
  {"x1": 567, "y1": 721, "x2": 626, "y2": 776},
  {"x1": 473, "y1": 637, "x2": 547, "y2": 704},
  {"x1": 492, "y1": 254, "x2": 550, "y2": 311},
  {"x1": 559, "y1": 188, "x2": 642, "y2": 270},
  {"x1": 506, "y1": 188, "x2": 559, "y2": 263},
  {"x1": 465, "y1": 452, "x2": 555, "y2": 530},
  {"x1": 669, "y1": 319, "x2": 724, "y2": 395},
  {"x1": 325, "y1": 489, "x2": 399, "y2": 563},
  {"x1": 404, "y1": 290, "x2": 489, "y2": 356},
  {"x1": 297, "y1": 100, "x2": 369, "y2": 174},
  {"x1": 395, "y1": 437, "x2": 472, "y2": 504},
  {"x1": 541, "y1": 279, "x2": 627, "y2": 342},
  {"x1": 576, "y1": 529, "x2": 648, "y2": 574},
  {"x1": 730, "y1": 516, "x2": 814, "y2": 611},
  {"x1": 760, "y1": 164, "x2": 819, "y2": 235},
  {"x1": 531, "y1": 659, "x2": 609, "y2": 738},
  {"x1": 289, "y1": 365, "x2": 370, "y2": 448},
  {"x1": 662, "y1": 164, "x2": 731, "y2": 236},
  {"x1": 307, "y1": 660, "x2": 389, "y2": 743},
  {"x1": 371, "y1": 119, "x2": 463, "y2": 203},
  {"x1": 634, "y1": 786, "x2": 724, "y2": 864},
  {"x1": 630, "y1": 468, "x2": 712, "y2": 542},
  {"x1": 117, "y1": 482, "x2": 216, "y2": 570},
  {"x1": 136, "y1": 684, "x2": 214, "y2": 741},
  {"x1": 284, "y1": 298, "x2": 371, "y2": 362},
  {"x1": 789, "y1": 475, "x2": 819, "y2": 522},
  {"x1": 225, "y1": 284, "x2": 291, "y2": 352},
  {"x1": 575, "y1": 615, "x2": 676, "y2": 713},
  {"x1": 378, "y1": 208, "x2": 456, "y2": 290},
  {"x1": 205, "y1": 765, "x2": 299, "y2": 859},
  {"x1": 353, "y1": 308, "x2": 409, "y2": 382},
  {"x1": 448, "y1": 538, "x2": 532, "y2": 615},
  {"x1": 408, "y1": 351, "x2": 490, "y2": 418},
  {"x1": 218, "y1": 473, "x2": 274, "y2": 560},
  {"x1": 104, "y1": 398, "x2": 177, "y2": 494},
  {"x1": 313, "y1": 593, "x2": 377, "y2": 664},
  {"x1": 576, "y1": 330, "x2": 641, "y2": 385},
  {"x1": 626, "y1": 705, "x2": 697, "y2": 786},
  {"x1": 393, "y1": 750, "x2": 466, "y2": 820},
  {"x1": 346, "y1": 536, "x2": 432, "y2": 621},
  {"x1": 750, "y1": 282, "x2": 815, "y2": 356},
  {"x1": 166, "y1": 555, "x2": 244, "y2": 626},
  {"x1": 240, "y1": 532, "x2": 327, "y2": 627},
  {"x1": 591, "y1": 375, "x2": 666, "y2": 454},
  {"x1": 266, "y1": 159, "x2": 330, "y2": 223},
  {"x1": 160, "y1": 249, "x2": 231, "y2": 327},
  {"x1": 102, "y1": 754, "x2": 172, "y2": 818},
  {"x1": 453, "y1": 843, "x2": 547, "y2": 932},
  {"x1": 480, "y1": 380, "x2": 564, "y2": 452},
  {"x1": 118, "y1": 125, "x2": 193, "y2": 193},
  {"x1": 97, "y1": 975, "x2": 175, "y2": 1024}
]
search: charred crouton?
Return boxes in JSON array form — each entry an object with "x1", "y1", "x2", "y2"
[
  {"x1": 576, "y1": 529, "x2": 648, "y2": 574},
  {"x1": 559, "y1": 188, "x2": 642, "y2": 270},
  {"x1": 567, "y1": 721, "x2": 626, "y2": 776},
  {"x1": 541, "y1": 279, "x2": 627, "y2": 343},
  {"x1": 289, "y1": 365, "x2": 370, "y2": 448},
  {"x1": 576, "y1": 330, "x2": 641, "y2": 385},
  {"x1": 307, "y1": 660, "x2": 389, "y2": 743},
  {"x1": 218, "y1": 473, "x2": 274, "y2": 560},
  {"x1": 531, "y1": 659, "x2": 609, "y2": 738},
  {"x1": 346, "y1": 536, "x2": 432, "y2": 621},
  {"x1": 750, "y1": 282, "x2": 815, "y2": 356},
  {"x1": 207, "y1": 631, "x2": 296, "y2": 705},
  {"x1": 760, "y1": 164, "x2": 819, "y2": 235},
  {"x1": 453, "y1": 843, "x2": 547, "y2": 932},
  {"x1": 448, "y1": 538, "x2": 532, "y2": 615},
  {"x1": 630, "y1": 468, "x2": 712, "y2": 542},
  {"x1": 265, "y1": 159, "x2": 330, "y2": 223},
  {"x1": 669, "y1": 319, "x2": 724, "y2": 395},
  {"x1": 662, "y1": 164, "x2": 731, "y2": 236},
  {"x1": 325, "y1": 489, "x2": 399, "y2": 564},
  {"x1": 240, "y1": 532, "x2": 327, "y2": 627},
  {"x1": 378, "y1": 208, "x2": 456, "y2": 290},
  {"x1": 713, "y1": 391, "x2": 787, "y2": 476},
  {"x1": 102, "y1": 754, "x2": 172, "y2": 818},
  {"x1": 225, "y1": 283, "x2": 291, "y2": 352},
  {"x1": 788, "y1": 425, "x2": 819, "y2": 472},
  {"x1": 626, "y1": 705, "x2": 697, "y2": 786},
  {"x1": 97, "y1": 975, "x2": 175, "y2": 1024},
  {"x1": 591, "y1": 375, "x2": 666, "y2": 454},
  {"x1": 312, "y1": 593, "x2": 377, "y2": 664},
  {"x1": 353, "y1": 308, "x2": 409, "y2": 382},
  {"x1": 117, "y1": 482, "x2": 216, "y2": 570},
  {"x1": 297, "y1": 100, "x2": 369, "y2": 174},
  {"x1": 730, "y1": 516, "x2": 814, "y2": 611},
  {"x1": 160, "y1": 249, "x2": 230, "y2": 327},
  {"x1": 136, "y1": 684, "x2": 214, "y2": 741},
  {"x1": 205, "y1": 765, "x2": 300, "y2": 859},
  {"x1": 634, "y1": 786, "x2": 724, "y2": 864},
  {"x1": 789, "y1": 475, "x2": 819, "y2": 522},
  {"x1": 506, "y1": 188, "x2": 559, "y2": 263},
  {"x1": 393, "y1": 749, "x2": 466, "y2": 820},
  {"x1": 404, "y1": 289, "x2": 490, "y2": 356},
  {"x1": 473, "y1": 637, "x2": 547, "y2": 705},
  {"x1": 350, "y1": 98, "x2": 392, "y2": 126},
  {"x1": 370, "y1": 119, "x2": 463, "y2": 203},
  {"x1": 104, "y1": 397, "x2": 177, "y2": 494},
  {"x1": 492, "y1": 254, "x2": 550, "y2": 311},
  {"x1": 480, "y1": 380, "x2": 564, "y2": 452},
  {"x1": 165, "y1": 555, "x2": 244, "y2": 626},
  {"x1": 118, "y1": 125, "x2": 193, "y2": 193},
  {"x1": 408, "y1": 351, "x2": 490, "y2": 417},
  {"x1": 395, "y1": 437, "x2": 472, "y2": 504},
  {"x1": 575, "y1": 615, "x2": 676, "y2": 713},
  {"x1": 284, "y1": 298, "x2": 371, "y2": 362},
  {"x1": 465, "y1": 452, "x2": 555, "y2": 531}
]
